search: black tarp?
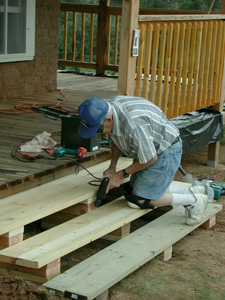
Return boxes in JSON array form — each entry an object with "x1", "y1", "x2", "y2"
[{"x1": 171, "y1": 108, "x2": 224, "y2": 154}]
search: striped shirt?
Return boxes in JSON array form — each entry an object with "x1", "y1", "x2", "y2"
[{"x1": 107, "y1": 95, "x2": 180, "y2": 164}]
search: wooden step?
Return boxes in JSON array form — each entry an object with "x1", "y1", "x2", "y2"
[
  {"x1": 43, "y1": 203, "x2": 222, "y2": 300},
  {"x1": 0, "y1": 180, "x2": 192, "y2": 283},
  {"x1": 0, "y1": 198, "x2": 152, "y2": 270},
  {"x1": 0, "y1": 157, "x2": 132, "y2": 237}
]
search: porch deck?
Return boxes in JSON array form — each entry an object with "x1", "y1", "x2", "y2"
[{"x1": 0, "y1": 73, "x2": 118, "y2": 198}]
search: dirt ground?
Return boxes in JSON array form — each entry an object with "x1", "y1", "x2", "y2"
[{"x1": 0, "y1": 144, "x2": 225, "y2": 300}]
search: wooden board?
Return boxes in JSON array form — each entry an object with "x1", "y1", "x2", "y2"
[
  {"x1": 0, "y1": 197, "x2": 152, "y2": 269},
  {"x1": 0, "y1": 157, "x2": 132, "y2": 236},
  {"x1": 43, "y1": 203, "x2": 222, "y2": 300}
]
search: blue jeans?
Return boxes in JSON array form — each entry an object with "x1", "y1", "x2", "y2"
[{"x1": 130, "y1": 138, "x2": 182, "y2": 200}]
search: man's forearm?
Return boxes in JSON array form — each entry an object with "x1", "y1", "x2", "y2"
[{"x1": 110, "y1": 141, "x2": 122, "y2": 169}]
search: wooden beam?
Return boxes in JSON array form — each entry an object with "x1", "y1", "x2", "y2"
[
  {"x1": 96, "y1": 0, "x2": 110, "y2": 75},
  {"x1": 60, "y1": 3, "x2": 99, "y2": 14},
  {"x1": 117, "y1": 0, "x2": 139, "y2": 95},
  {"x1": 139, "y1": 14, "x2": 225, "y2": 22}
]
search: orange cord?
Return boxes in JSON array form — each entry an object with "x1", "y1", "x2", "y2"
[
  {"x1": 0, "y1": 91, "x2": 78, "y2": 114},
  {"x1": 0, "y1": 103, "x2": 78, "y2": 114}
]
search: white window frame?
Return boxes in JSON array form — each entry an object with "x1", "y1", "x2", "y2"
[{"x1": 0, "y1": 0, "x2": 36, "y2": 63}]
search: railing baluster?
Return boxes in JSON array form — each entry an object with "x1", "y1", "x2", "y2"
[
  {"x1": 149, "y1": 23, "x2": 160, "y2": 104},
  {"x1": 208, "y1": 21, "x2": 218, "y2": 105},
  {"x1": 135, "y1": 24, "x2": 146, "y2": 97},
  {"x1": 105, "y1": 15, "x2": 111, "y2": 66},
  {"x1": 113, "y1": 15, "x2": 119, "y2": 66},
  {"x1": 89, "y1": 13, "x2": 94, "y2": 63},
  {"x1": 179, "y1": 22, "x2": 191, "y2": 115},
  {"x1": 213, "y1": 21, "x2": 223, "y2": 104},
  {"x1": 174, "y1": 22, "x2": 185, "y2": 116},
  {"x1": 192, "y1": 22, "x2": 203, "y2": 111},
  {"x1": 156, "y1": 23, "x2": 167, "y2": 109},
  {"x1": 197, "y1": 21, "x2": 208, "y2": 109},
  {"x1": 142, "y1": 23, "x2": 153, "y2": 100},
  {"x1": 187, "y1": 22, "x2": 197, "y2": 112},
  {"x1": 81, "y1": 12, "x2": 85, "y2": 62},
  {"x1": 162, "y1": 23, "x2": 173, "y2": 115},
  {"x1": 72, "y1": 12, "x2": 76, "y2": 62},
  {"x1": 168, "y1": 22, "x2": 180, "y2": 118},
  {"x1": 203, "y1": 21, "x2": 213, "y2": 107},
  {"x1": 63, "y1": 11, "x2": 68, "y2": 61}
]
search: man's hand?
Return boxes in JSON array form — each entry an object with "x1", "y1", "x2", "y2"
[
  {"x1": 103, "y1": 166, "x2": 116, "y2": 178},
  {"x1": 106, "y1": 171, "x2": 123, "y2": 193}
]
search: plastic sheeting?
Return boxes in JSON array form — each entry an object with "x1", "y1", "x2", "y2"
[{"x1": 171, "y1": 108, "x2": 224, "y2": 154}]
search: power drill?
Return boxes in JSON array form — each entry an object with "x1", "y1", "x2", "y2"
[
  {"x1": 54, "y1": 146, "x2": 87, "y2": 158},
  {"x1": 94, "y1": 177, "x2": 110, "y2": 207}
]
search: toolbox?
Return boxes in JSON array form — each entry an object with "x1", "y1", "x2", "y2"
[{"x1": 32, "y1": 107, "x2": 101, "y2": 152}]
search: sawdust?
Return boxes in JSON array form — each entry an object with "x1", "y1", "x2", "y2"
[{"x1": 0, "y1": 145, "x2": 225, "y2": 300}]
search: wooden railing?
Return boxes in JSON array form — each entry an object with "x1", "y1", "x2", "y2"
[
  {"x1": 59, "y1": 3, "x2": 225, "y2": 117},
  {"x1": 134, "y1": 15, "x2": 225, "y2": 118},
  {"x1": 59, "y1": 2, "x2": 122, "y2": 74},
  {"x1": 59, "y1": 2, "x2": 212, "y2": 76}
]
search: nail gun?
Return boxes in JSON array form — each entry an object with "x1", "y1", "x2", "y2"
[{"x1": 94, "y1": 177, "x2": 110, "y2": 207}]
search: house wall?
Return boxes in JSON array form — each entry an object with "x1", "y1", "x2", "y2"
[{"x1": 0, "y1": 0, "x2": 60, "y2": 100}]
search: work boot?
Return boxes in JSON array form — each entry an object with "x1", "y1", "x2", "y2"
[{"x1": 185, "y1": 194, "x2": 208, "y2": 226}]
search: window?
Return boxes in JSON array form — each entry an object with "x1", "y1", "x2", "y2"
[{"x1": 0, "y1": 0, "x2": 36, "y2": 63}]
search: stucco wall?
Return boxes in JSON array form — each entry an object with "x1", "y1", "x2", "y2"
[{"x1": 0, "y1": 0, "x2": 60, "y2": 100}]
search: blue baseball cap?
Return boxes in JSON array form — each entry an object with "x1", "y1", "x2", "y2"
[{"x1": 78, "y1": 97, "x2": 109, "y2": 138}]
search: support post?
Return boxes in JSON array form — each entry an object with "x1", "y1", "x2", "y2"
[
  {"x1": 207, "y1": 0, "x2": 225, "y2": 167},
  {"x1": 96, "y1": 0, "x2": 110, "y2": 75},
  {"x1": 201, "y1": 216, "x2": 216, "y2": 229},
  {"x1": 96, "y1": 290, "x2": 108, "y2": 300},
  {"x1": 221, "y1": 0, "x2": 225, "y2": 13},
  {"x1": 0, "y1": 227, "x2": 24, "y2": 249},
  {"x1": 162, "y1": 246, "x2": 173, "y2": 262},
  {"x1": 117, "y1": 0, "x2": 139, "y2": 95}
]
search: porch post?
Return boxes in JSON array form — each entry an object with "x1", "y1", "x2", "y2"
[
  {"x1": 96, "y1": 0, "x2": 110, "y2": 75},
  {"x1": 117, "y1": 0, "x2": 139, "y2": 95},
  {"x1": 221, "y1": 0, "x2": 225, "y2": 13},
  {"x1": 207, "y1": 1, "x2": 225, "y2": 167}
]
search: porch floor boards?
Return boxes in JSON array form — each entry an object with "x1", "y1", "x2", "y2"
[{"x1": 0, "y1": 73, "x2": 118, "y2": 198}]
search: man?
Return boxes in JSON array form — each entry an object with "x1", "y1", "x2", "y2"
[{"x1": 78, "y1": 96, "x2": 212, "y2": 225}]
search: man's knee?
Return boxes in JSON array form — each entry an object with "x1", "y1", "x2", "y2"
[{"x1": 124, "y1": 193, "x2": 154, "y2": 209}]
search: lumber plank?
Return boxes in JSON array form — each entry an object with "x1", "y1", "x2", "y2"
[
  {"x1": 0, "y1": 157, "x2": 132, "y2": 236},
  {"x1": 43, "y1": 203, "x2": 222, "y2": 300},
  {"x1": 0, "y1": 197, "x2": 152, "y2": 269}
]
